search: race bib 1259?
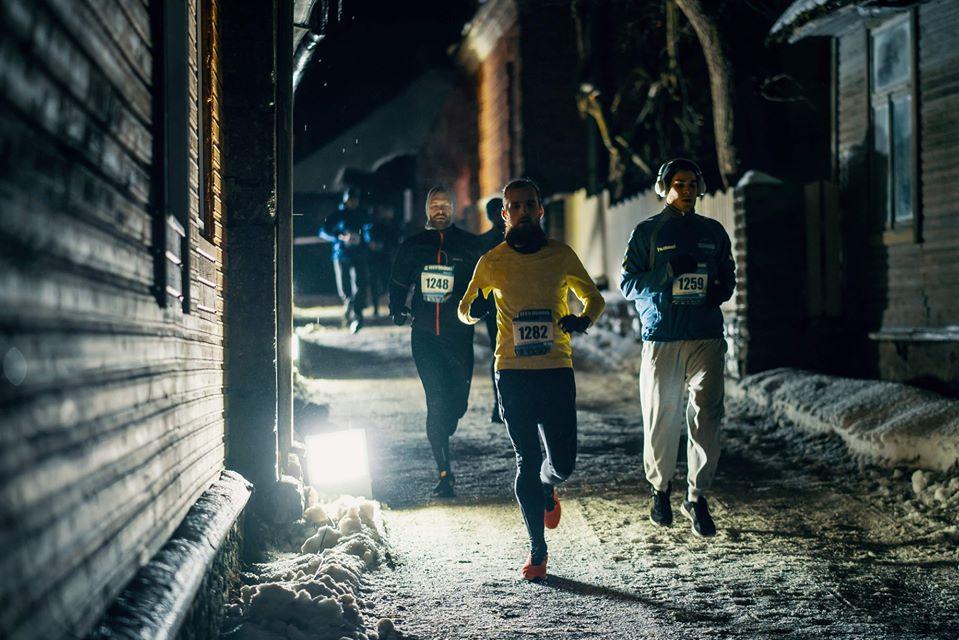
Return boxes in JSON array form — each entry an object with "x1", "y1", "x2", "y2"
[{"x1": 672, "y1": 263, "x2": 708, "y2": 305}]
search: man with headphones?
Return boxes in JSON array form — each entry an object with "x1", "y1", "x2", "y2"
[{"x1": 620, "y1": 158, "x2": 735, "y2": 537}]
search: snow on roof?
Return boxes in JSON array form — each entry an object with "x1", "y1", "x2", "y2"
[
  {"x1": 770, "y1": 0, "x2": 918, "y2": 43},
  {"x1": 293, "y1": 69, "x2": 455, "y2": 193},
  {"x1": 735, "y1": 170, "x2": 785, "y2": 188}
]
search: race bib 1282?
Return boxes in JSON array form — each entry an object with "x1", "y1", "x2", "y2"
[{"x1": 512, "y1": 309, "x2": 554, "y2": 357}]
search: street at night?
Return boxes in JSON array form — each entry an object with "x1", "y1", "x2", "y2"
[
  {"x1": 253, "y1": 307, "x2": 958, "y2": 639},
  {"x1": 3, "y1": 1, "x2": 959, "y2": 639}
]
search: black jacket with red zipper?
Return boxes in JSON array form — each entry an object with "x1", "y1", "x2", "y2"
[{"x1": 388, "y1": 225, "x2": 483, "y2": 337}]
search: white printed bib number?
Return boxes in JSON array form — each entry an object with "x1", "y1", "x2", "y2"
[
  {"x1": 512, "y1": 309, "x2": 554, "y2": 357},
  {"x1": 672, "y1": 264, "x2": 708, "y2": 306},
  {"x1": 420, "y1": 265, "x2": 455, "y2": 303}
]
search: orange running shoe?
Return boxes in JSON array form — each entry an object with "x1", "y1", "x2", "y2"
[
  {"x1": 521, "y1": 554, "x2": 548, "y2": 581},
  {"x1": 543, "y1": 488, "x2": 562, "y2": 529}
]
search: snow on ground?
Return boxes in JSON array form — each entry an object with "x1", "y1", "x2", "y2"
[
  {"x1": 221, "y1": 495, "x2": 402, "y2": 640},
  {"x1": 730, "y1": 367, "x2": 959, "y2": 472},
  {"x1": 285, "y1": 307, "x2": 958, "y2": 639}
]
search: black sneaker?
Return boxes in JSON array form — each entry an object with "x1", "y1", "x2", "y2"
[
  {"x1": 432, "y1": 471, "x2": 455, "y2": 498},
  {"x1": 681, "y1": 497, "x2": 717, "y2": 537},
  {"x1": 649, "y1": 482, "x2": 672, "y2": 526},
  {"x1": 349, "y1": 317, "x2": 364, "y2": 334}
]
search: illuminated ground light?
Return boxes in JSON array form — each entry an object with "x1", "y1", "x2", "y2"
[{"x1": 305, "y1": 429, "x2": 372, "y2": 499}]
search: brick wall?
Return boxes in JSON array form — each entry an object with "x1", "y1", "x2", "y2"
[
  {"x1": 478, "y1": 22, "x2": 521, "y2": 199},
  {"x1": 416, "y1": 78, "x2": 481, "y2": 230}
]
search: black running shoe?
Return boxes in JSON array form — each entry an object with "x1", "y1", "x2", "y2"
[
  {"x1": 432, "y1": 471, "x2": 455, "y2": 498},
  {"x1": 649, "y1": 482, "x2": 672, "y2": 526},
  {"x1": 681, "y1": 496, "x2": 716, "y2": 537}
]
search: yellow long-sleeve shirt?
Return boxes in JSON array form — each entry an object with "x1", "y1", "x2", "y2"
[{"x1": 458, "y1": 239, "x2": 605, "y2": 371}]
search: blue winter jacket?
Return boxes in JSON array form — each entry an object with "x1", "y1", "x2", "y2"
[
  {"x1": 319, "y1": 206, "x2": 372, "y2": 262},
  {"x1": 620, "y1": 205, "x2": 735, "y2": 342}
]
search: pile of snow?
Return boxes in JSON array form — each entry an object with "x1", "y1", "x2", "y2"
[
  {"x1": 910, "y1": 469, "x2": 959, "y2": 508},
  {"x1": 732, "y1": 368, "x2": 959, "y2": 472},
  {"x1": 222, "y1": 496, "x2": 401, "y2": 640}
]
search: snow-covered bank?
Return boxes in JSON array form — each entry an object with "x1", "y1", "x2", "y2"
[
  {"x1": 730, "y1": 368, "x2": 959, "y2": 472},
  {"x1": 222, "y1": 496, "x2": 401, "y2": 640}
]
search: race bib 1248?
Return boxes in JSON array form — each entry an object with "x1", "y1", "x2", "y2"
[{"x1": 421, "y1": 265, "x2": 455, "y2": 303}]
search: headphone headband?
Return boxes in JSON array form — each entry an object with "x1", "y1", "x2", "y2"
[{"x1": 654, "y1": 158, "x2": 706, "y2": 198}]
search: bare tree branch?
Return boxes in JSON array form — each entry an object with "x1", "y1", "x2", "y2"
[{"x1": 673, "y1": 0, "x2": 741, "y2": 188}]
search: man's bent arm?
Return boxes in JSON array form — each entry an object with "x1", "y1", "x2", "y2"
[
  {"x1": 319, "y1": 211, "x2": 343, "y2": 242},
  {"x1": 565, "y1": 248, "x2": 606, "y2": 325},
  {"x1": 388, "y1": 241, "x2": 414, "y2": 315},
  {"x1": 619, "y1": 225, "x2": 671, "y2": 302},
  {"x1": 458, "y1": 257, "x2": 491, "y2": 325},
  {"x1": 715, "y1": 227, "x2": 736, "y2": 303}
]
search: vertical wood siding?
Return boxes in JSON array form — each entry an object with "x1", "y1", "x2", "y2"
[
  {"x1": 0, "y1": 0, "x2": 226, "y2": 637},
  {"x1": 837, "y1": 1, "x2": 959, "y2": 333},
  {"x1": 917, "y1": 0, "x2": 959, "y2": 328}
]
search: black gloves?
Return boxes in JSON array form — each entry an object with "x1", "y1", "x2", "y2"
[
  {"x1": 468, "y1": 295, "x2": 490, "y2": 320},
  {"x1": 704, "y1": 283, "x2": 725, "y2": 307},
  {"x1": 391, "y1": 308, "x2": 409, "y2": 326},
  {"x1": 559, "y1": 314, "x2": 591, "y2": 334},
  {"x1": 669, "y1": 253, "x2": 697, "y2": 276}
]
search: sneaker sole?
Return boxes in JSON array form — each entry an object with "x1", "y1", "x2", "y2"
[
  {"x1": 681, "y1": 504, "x2": 716, "y2": 537},
  {"x1": 649, "y1": 514, "x2": 672, "y2": 527}
]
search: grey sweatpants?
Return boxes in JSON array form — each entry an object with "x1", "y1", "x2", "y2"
[{"x1": 639, "y1": 339, "x2": 726, "y2": 502}]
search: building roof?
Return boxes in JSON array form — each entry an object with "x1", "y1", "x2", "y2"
[
  {"x1": 293, "y1": 69, "x2": 454, "y2": 193},
  {"x1": 770, "y1": 0, "x2": 919, "y2": 43}
]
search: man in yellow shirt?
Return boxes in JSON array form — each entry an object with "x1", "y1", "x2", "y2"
[{"x1": 458, "y1": 178, "x2": 605, "y2": 581}]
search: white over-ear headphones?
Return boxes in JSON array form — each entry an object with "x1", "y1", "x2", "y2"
[{"x1": 654, "y1": 158, "x2": 707, "y2": 198}]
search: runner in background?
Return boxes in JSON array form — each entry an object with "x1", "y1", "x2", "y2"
[
  {"x1": 477, "y1": 197, "x2": 506, "y2": 423},
  {"x1": 389, "y1": 186, "x2": 483, "y2": 498}
]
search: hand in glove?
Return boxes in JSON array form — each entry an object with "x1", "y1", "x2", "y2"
[
  {"x1": 558, "y1": 314, "x2": 591, "y2": 334},
  {"x1": 391, "y1": 308, "x2": 410, "y2": 326},
  {"x1": 468, "y1": 295, "x2": 490, "y2": 320},
  {"x1": 668, "y1": 253, "x2": 697, "y2": 277},
  {"x1": 704, "y1": 283, "x2": 726, "y2": 307}
]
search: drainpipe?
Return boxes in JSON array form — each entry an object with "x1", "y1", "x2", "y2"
[{"x1": 277, "y1": 0, "x2": 294, "y2": 475}]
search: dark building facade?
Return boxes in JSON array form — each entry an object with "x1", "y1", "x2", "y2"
[
  {"x1": 0, "y1": 0, "x2": 314, "y2": 637},
  {"x1": 0, "y1": 0, "x2": 230, "y2": 636},
  {"x1": 450, "y1": 0, "x2": 591, "y2": 226},
  {"x1": 771, "y1": 0, "x2": 959, "y2": 395}
]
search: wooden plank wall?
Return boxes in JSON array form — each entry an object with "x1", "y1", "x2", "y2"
[
  {"x1": 917, "y1": 0, "x2": 959, "y2": 328},
  {"x1": 0, "y1": 0, "x2": 226, "y2": 638},
  {"x1": 837, "y1": 1, "x2": 959, "y2": 334},
  {"x1": 836, "y1": 25, "x2": 877, "y2": 331}
]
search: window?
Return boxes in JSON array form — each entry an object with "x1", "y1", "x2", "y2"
[
  {"x1": 199, "y1": 0, "x2": 214, "y2": 241},
  {"x1": 869, "y1": 13, "x2": 919, "y2": 239},
  {"x1": 153, "y1": 0, "x2": 193, "y2": 311}
]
